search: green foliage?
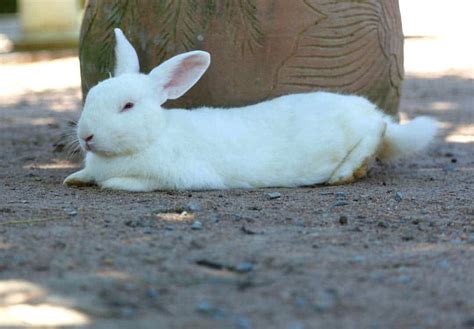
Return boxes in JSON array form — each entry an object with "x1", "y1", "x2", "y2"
[{"x1": 0, "y1": 0, "x2": 17, "y2": 14}]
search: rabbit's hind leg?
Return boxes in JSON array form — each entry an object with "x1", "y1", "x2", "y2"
[{"x1": 327, "y1": 123, "x2": 386, "y2": 185}]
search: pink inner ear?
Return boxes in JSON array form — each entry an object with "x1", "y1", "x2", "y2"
[{"x1": 163, "y1": 56, "x2": 205, "y2": 91}]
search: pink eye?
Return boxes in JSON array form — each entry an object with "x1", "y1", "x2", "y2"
[{"x1": 121, "y1": 102, "x2": 134, "y2": 112}]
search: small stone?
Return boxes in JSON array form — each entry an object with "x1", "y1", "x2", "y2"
[
  {"x1": 314, "y1": 289, "x2": 338, "y2": 312},
  {"x1": 338, "y1": 215, "x2": 348, "y2": 225},
  {"x1": 67, "y1": 210, "x2": 78, "y2": 216},
  {"x1": 352, "y1": 255, "x2": 366, "y2": 263},
  {"x1": 186, "y1": 201, "x2": 202, "y2": 212},
  {"x1": 467, "y1": 234, "x2": 474, "y2": 244},
  {"x1": 332, "y1": 201, "x2": 349, "y2": 208},
  {"x1": 102, "y1": 258, "x2": 114, "y2": 266},
  {"x1": 438, "y1": 260, "x2": 450, "y2": 269},
  {"x1": 401, "y1": 235, "x2": 414, "y2": 242},
  {"x1": 443, "y1": 164, "x2": 456, "y2": 173},
  {"x1": 191, "y1": 221, "x2": 203, "y2": 230},
  {"x1": 463, "y1": 317, "x2": 474, "y2": 327},
  {"x1": 288, "y1": 322, "x2": 305, "y2": 329},
  {"x1": 145, "y1": 288, "x2": 160, "y2": 299},
  {"x1": 196, "y1": 301, "x2": 213, "y2": 313},
  {"x1": 335, "y1": 192, "x2": 347, "y2": 198},
  {"x1": 125, "y1": 219, "x2": 143, "y2": 228},
  {"x1": 294, "y1": 297, "x2": 307, "y2": 307},
  {"x1": 394, "y1": 192, "x2": 403, "y2": 202},
  {"x1": 236, "y1": 262, "x2": 255, "y2": 273},
  {"x1": 460, "y1": 233, "x2": 468, "y2": 241},
  {"x1": 266, "y1": 192, "x2": 282, "y2": 200},
  {"x1": 377, "y1": 221, "x2": 388, "y2": 228},
  {"x1": 397, "y1": 275, "x2": 411, "y2": 284},
  {"x1": 236, "y1": 317, "x2": 252, "y2": 329},
  {"x1": 320, "y1": 191, "x2": 334, "y2": 196},
  {"x1": 210, "y1": 212, "x2": 219, "y2": 224},
  {"x1": 195, "y1": 300, "x2": 225, "y2": 319},
  {"x1": 233, "y1": 213, "x2": 243, "y2": 222}
]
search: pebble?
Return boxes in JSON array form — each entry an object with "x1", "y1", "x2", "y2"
[
  {"x1": 266, "y1": 192, "x2": 282, "y2": 200},
  {"x1": 125, "y1": 219, "x2": 144, "y2": 228},
  {"x1": 335, "y1": 192, "x2": 347, "y2": 198},
  {"x1": 191, "y1": 221, "x2": 203, "y2": 230},
  {"x1": 467, "y1": 234, "x2": 474, "y2": 244},
  {"x1": 288, "y1": 322, "x2": 305, "y2": 329},
  {"x1": 210, "y1": 212, "x2": 219, "y2": 224},
  {"x1": 233, "y1": 213, "x2": 243, "y2": 222},
  {"x1": 314, "y1": 289, "x2": 338, "y2": 312},
  {"x1": 401, "y1": 235, "x2": 414, "y2": 241},
  {"x1": 186, "y1": 201, "x2": 202, "y2": 212},
  {"x1": 195, "y1": 300, "x2": 225, "y2": 319},
  {"x1": 294, "y1": 297, "x2": 307, "y2": 307},
  {"x1": 394, "y1": 192, "x2": 403, "y2": 202},
  {"x1": 67, "y1": 210, "x2": 78, "y2": 216},
  {"x1": 236, "y1": 262, "x2": 255, "y2": 273},
  {"x1": 196, "y1": 300, "x2": 214, "y2": 313},
  {"x1": 338, "y1": 215, "x2": 348, "y2": 225},
  {"x1": 320, "y1": 192, "x2": 334, "y2": 196},
  {"x1": 352, "y1": 255, "x2": 366, "y2": 263},
  {"x1": 443, "y1": 164, "x2": 456, "y2": 173},
  {"x1": 377, "y1": 221, "x2": 388, "y2": 228},
  {"x1": 397, "y1": 275, "x2": 411, "y2": 284},
  {"x1": 463, "y1": 317, "x2": 474, "y2": 327},
  {"x1": 332, "y1": 201, "x2": 349, "y2": 208},
  {"x1": 438, "y1": 259, "x2": 450, "y2": 269},
  {"x1": 235, "y1": 317, "x2": 252, "y2": 329},
  {"x1": 145, "y1": 288, "x2": 160, "y2": 300}
]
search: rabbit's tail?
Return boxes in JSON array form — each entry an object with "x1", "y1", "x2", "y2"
[{"x1": 377, "y1": 117, "x2": 437, "y2": 162}]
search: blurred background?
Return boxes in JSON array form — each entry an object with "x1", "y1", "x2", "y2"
[
  {"x1": 0, "y1": 0, "x2": 472, "y2": 99},
  {"x1": 0, "y1": 1, "x2": 472, "y2": 327}
]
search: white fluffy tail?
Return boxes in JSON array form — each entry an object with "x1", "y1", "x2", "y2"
[{"x1": 378, "y1": 117, "x2": 438, "y2": 161}]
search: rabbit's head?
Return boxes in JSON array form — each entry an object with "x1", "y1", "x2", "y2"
[{"x1": 77, "y1": 28, "x2": 210, "y2": 156}]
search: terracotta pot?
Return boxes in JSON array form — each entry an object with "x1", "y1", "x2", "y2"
[{"x1": 80, "y1": 0, "x2": 404, "y2": 116}]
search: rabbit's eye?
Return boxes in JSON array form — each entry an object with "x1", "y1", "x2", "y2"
[{"x1": 121, "y1": 102, "x2": 134, "y2": 112}]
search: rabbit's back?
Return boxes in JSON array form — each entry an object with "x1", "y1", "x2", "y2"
[{"x1": 155, "y1": 92, "x2": 385, "y2": 188}]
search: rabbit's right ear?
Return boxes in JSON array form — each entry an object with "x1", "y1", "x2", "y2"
[
  {"x1": 114, "y1": 28, "x2": 140, "y2": 76},
  {"x1": 149, "y1": 51, "x2": 210, "y2": 100}
]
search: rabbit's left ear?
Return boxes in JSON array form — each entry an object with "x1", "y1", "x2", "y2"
[
  {"x1": 114, "y1": 28, "x2": 140, "y2": 76},
  {"x1": 149, "y1": 51, "x2": 210, "y2": 100}
]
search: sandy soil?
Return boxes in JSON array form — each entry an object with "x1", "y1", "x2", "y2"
[{"x1": 0, "y1": 46, "x2": 473, "y2": 328}]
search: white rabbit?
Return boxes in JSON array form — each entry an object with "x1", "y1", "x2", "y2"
[{"x1": 64, "y1": 28, "x2": 437, "y2": 192}]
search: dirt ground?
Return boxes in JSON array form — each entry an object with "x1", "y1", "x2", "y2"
[{"x1": 1, "y1": 41, "x2": 474, "y2": 328}]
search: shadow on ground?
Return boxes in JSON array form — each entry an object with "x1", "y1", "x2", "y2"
[{"x1": 0, "y1": 74, "x2": 473, "y2": 328}]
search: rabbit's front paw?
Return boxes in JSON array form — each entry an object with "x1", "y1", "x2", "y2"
[
  {"x1": 100, "y1": 177, "x2": 155, "y2": 192},
  {"x1": 64, "y1": 170, "x2": 95, "y2": 187}
]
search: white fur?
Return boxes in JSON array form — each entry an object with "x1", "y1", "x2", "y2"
[
  {"x1": 378, "y1": 117, "x2": 438, "y2": 162},
  {"x1": 113, "y1": 28, "x2": 139, "y2": 76},
  {"x1": 64, "y1": 29, "x2": 437, "y2": 192}
]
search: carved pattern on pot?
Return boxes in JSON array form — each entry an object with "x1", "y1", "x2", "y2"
[
  {"x1": 80, "y1": 0, "x2": 403, "y2": 115},
  {"x1": 273, "y1": 0, "x2": 404, "y2": 112}
]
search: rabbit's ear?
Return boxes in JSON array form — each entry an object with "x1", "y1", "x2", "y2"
[
  {"x1": 114, "y1": 28, "x2": 140, "y2": 76},
  {"x1": 149, "y1": 51, "x2": 210, "y2": 100}
]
